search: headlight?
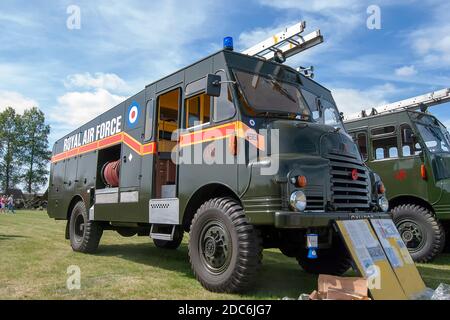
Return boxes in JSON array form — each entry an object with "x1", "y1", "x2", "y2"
[
  {"x1": 378, "y1": 196, "x2": 389, "y2": 212},
  {"x1": 290, "y1": 191, "x2": 307, "y2": 212}
]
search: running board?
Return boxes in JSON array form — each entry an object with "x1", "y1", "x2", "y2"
[{"x1": 150, "y1": 224, "x2": 176, "y2": 241}]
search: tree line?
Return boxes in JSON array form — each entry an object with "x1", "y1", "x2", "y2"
[{"x1": 0, "y1": 107, "x2": 51, "y2": 194}]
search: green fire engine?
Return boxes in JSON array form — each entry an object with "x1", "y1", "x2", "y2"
[{"x1": 345, "y1": 89, "x2": 450, "y2": 262}]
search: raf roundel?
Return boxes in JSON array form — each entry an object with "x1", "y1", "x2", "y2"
[{"x1": 127, "y1": 102, "x2": 140, "y2": 127}]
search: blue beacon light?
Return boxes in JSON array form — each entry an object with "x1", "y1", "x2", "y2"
[{"x1": 223, "y1": 37, "x2": 234, "y2": 51}]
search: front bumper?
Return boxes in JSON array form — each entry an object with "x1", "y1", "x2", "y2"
[{"x1": 274, "y1": 211, "x2": 392, "y2": 229}]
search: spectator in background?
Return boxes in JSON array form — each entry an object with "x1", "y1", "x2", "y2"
[
  {"x1": 7, "y1": 195, "x2": 15, "y2": 214},
  {"x1": 0, "y1": 195, "x2": 5, "y2": 213}
]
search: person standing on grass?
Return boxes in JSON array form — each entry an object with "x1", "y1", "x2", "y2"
[
  {"x1": 0, "y1": 195, "x2": 4, "y2": 213},
  {"x1": 1, "y1": 195, "x2": 6, "y2": 213},
  {"x1": 7, "y1": 195, "x2": 15, "y2": 214}
]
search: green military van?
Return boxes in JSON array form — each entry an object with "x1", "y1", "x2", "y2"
[
  {"x1": 346, "y1": 108, "x2": 450, "y2": 262},
  {"x1": 48, "y1": 27, "x2": 391, "y2": 293}
]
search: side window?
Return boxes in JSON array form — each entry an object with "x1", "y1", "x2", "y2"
[
  {"x1": 400, "y1": 124, "x2": 420, "y2": 156},
  {"x1": 373, "y1": 136, "x2": 399, "y2": 160},
  {"x1": 301, "y1": 89, "x2": 319, "y2": 120},
  {"x1": 371, "y1": 126, "x2": 396, "y2": 136},
  {"x1": 355, "y1": 132, "x2": 368, "y2": 161},
  {"x1": 144, "y1": 99, "x2": 154, "y2": 141},
  {"x1": 185, "y1": 93, "x2": 211, "y2": 128},
  {"x1": 213, "y1": 70, "x2": 236, "y2": 122}
]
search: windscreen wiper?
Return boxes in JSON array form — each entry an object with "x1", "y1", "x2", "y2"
[{"x1": 266, "y1": 75, "x2": 297, "y2": 103}]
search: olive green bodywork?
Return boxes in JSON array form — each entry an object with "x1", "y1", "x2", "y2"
[
  {"x1": 346, "y1": 110, "x2": 450, "y2": 221},
  {"x1": 48, "y1": 49, "x2": 388, "y2": 247}
]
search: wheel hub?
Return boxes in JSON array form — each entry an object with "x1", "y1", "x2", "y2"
[
  {"x1": 397, "y1": 220, "x2": 425, "y2": 252},
  {"x1": 199, "y1": 222, "x2": 231, "y2": 274},
  {"x1": 204, "y1": 237, "x2": 217, "y2": 258},
  {"x1": 402, "y1": 230, "x2": 414, "y2": 242},
  {"x1": 74, "y1": 214, "x2": 85, "y2": 239}
]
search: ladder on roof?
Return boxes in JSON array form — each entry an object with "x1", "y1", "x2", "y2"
[
  {"x1": 344, "y1": 88, "x2": 450, "y2": 121},
  {"x1": 241, "y1": 21, "x2": 323, "y2": 62}
]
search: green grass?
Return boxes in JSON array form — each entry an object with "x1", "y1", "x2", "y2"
[{"x1": 0, "y1": 211, "x2": 449, "y2": 300}]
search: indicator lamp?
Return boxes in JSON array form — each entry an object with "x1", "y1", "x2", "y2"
[{"x1": 223, "y1": 37, "x2": 234, "y2": 51}]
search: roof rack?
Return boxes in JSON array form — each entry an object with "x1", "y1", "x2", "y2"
[
  {"x1": 241, "y1": 21, "x2": 323, "y2": 62},
  {"x1": 344, "y1": 88, "x2": 450, "y2": 121}
]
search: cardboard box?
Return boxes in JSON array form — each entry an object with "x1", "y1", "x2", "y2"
[{"x1": 309, "y1": 275, "x2": 370, "y2": 300}]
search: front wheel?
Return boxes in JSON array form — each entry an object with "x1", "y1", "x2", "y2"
[
  {"x1": 69, "y1": 201, "x2": 103, "y2": 253},
  {"x1": 188, "y1": 198, "x2": 262, "y2": 293},
  {"x1": 393, "y1": 204, "x2": 445, "y2": 262}
]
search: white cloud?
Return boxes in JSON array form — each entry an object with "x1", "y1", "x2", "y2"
[
  {"x1": 0, "y1": 90, "x2": 39, "y2": 113},
  {"x1": 258, "y1": 0, "x2": 361, "y2": 12},
  {"x1": 64, "y1": 73, "x2": 129, "y2": 93},
  {"x1": 51, "y1": 89, "x2": 127, "y2": 128},
  {"x1": 395, "y1": 65, "x2": 417, "y2": 77},
  {"x1": 411, "y1": 24, "x2": 450, "y2": 66},
  {"x1": 332, "y1": 83, "x2": 397, "y2": 117}
]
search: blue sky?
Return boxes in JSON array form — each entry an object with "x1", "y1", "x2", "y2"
[{"x1": 0, "y1": 0, "x2": 449, "y2": 145}]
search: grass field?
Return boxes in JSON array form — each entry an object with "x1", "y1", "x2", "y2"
[{"x1": 0, "y1": 210, "x2": 449, "y2": 300}]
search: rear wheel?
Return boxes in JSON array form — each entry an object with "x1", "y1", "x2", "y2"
[
  {"x1": 69, "y1": 201, "x2": 103, "y2": 253},
  {"x1": 188, "y1": 198, "x2": 262, "y2": 293},
  {"x1": 296, "y1": 238, "x2": 351, "y2": 276},
  {"x1": 393, "y1": 204, "x2": 445, "y2": 262},
  {"x1": 153, "y1": 226, "x2": 184, "y2": 250}
]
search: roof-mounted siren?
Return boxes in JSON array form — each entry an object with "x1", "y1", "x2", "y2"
[{"x1": 241, "y1": 21, "x2": 324, "y2": 64}]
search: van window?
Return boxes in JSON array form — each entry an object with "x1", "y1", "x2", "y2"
[
  {"x1": 186, "y1": 94, "x2": 211, "y2": 128},
  {"x1": 371, "y1": 126, "x2": 395, "y2": 136},
  {"x1": 373, "y1": 136, "x2": 399, "y2": 160},
  {"x1": 213, "y1": 70, "x2": 236, "y2": 122},
  {"x1": 144, "y1": 100, "x2": 154, "y2": 141}
]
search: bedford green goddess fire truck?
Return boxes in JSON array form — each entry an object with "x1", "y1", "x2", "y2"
[
  {"x1": 48, "y1": 22, "x2": 391, "y2": 293},
  {"x1": 345, "y1": 89, "x2": 450, "y2": 262}
]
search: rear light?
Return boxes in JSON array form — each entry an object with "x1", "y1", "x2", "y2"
[{"x1": 421, "y1": 164, "x2": 427, "y2": 180}]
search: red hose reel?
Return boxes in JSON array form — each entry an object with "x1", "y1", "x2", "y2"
[{"x1": 101, "y1": 160, "x2": 121, "y2": 187}]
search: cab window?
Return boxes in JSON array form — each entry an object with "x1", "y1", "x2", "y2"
[
  {"x1": 400, "y1": 124, "x2": 420, "y2": 156},
  {"x1": 185, "y1": 93, "x2": 211, "y2": 128},
  {"x1": 213, "y1": 70, "x2": 236, "y2": 122},
  {"x1": 373, "y1": 136, "x2": 399, "y2": 160}
]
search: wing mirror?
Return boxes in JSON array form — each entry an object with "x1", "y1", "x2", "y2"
[{"x1": 205, "y1": 74, "x2": 222, "y2": 97}]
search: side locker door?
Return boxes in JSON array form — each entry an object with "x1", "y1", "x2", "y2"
[
  {"x1": 120, "y1": 92, "x2": 145, "y2": 191},
  {"x1": 62, "y1": 155, "x2": 79, "y2": 209},
  {"x1": 48, "y1": 153, "x2": 66, "y2": 219}
]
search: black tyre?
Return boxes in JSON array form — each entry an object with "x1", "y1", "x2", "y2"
[
  {"x1": 296, "y1": 238, "x2": 351, "y2": 276},
  {"x1": 153, "y1": 226, "x2": 184, "y2": 250},
  {"x1": 188, "y1": 198, "x2": 262, "y2": 293},
  {"x1": 69, "y1": 201, "x2": 103, "y2": 253},
  {"x1": 393, "y1": 204, "x2": 445, "y2": 262}
]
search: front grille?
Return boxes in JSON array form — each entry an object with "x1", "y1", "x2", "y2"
[
  {"x1": 328, "y1": 152, "x2": 370, "y2": 212},
  {"x1": 305, "y1": 185, "x2": 325, "y2": 211}
]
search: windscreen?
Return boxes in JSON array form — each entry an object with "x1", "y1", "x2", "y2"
[
  {"x1": 234, "y1": 69, "x2": 311, "y2": 119},
  {"x1": 302, "y1": 88, "x2": 348, "y2": 133},
  {"x1": 411, "y1": 113, "x2": 450, "y2": 154}
]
